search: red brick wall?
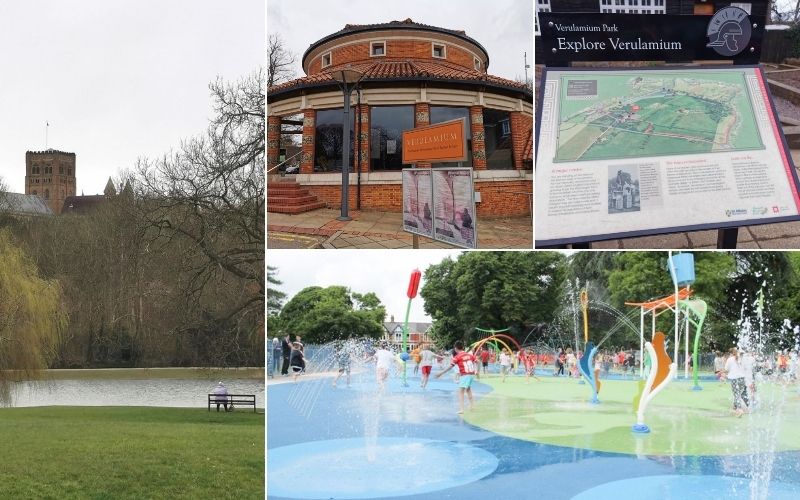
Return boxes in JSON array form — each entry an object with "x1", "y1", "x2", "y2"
[
  {"x1": 303, "y1": 179, "x2": 530, "y2": 216},
  {"x1": 308, "y1": 39, "x2": 481, "y2": 75},
  {"x1": 470, "y1": 106, "x2": 486, "y2": 170},
  {"x1": 510, "y1": 112, "x2": 533, "y2": 170},
  {"x1": 301, "y1": 109, "x2": 316, "y2": 174},
  {"x1": 413, "y1": 103, "x2": 432, "y2": 169},
  {"x1": 267, "y1": 116, "x2": 281, "y2": 170},
  {"x1": 356, "y1": 104, "x2": 370, "y2": 172}
]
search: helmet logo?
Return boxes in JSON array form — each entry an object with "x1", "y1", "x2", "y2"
[{"x1": 706, "y1": 7, "x2": 751, "y2": 56}]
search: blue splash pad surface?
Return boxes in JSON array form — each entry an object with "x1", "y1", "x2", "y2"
[
  {"x1": 267, "y1": 377, "x2": 800, "y2": 500},
  {"x1": 572, "y1": 474, "x2": 800, "y2": 500},
  {"x1": 268, "y1": 437, "x2": 499, "y2": 499}
]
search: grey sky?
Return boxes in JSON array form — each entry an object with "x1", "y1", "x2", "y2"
[
  {"x1": 269, "y1": 249, "x2": 464, "y2": 324},
  {"x1": 267, "y1": 0, "x2": 533, "y2": 85},
  {"x1": 0, "y1": 0, "x2": 264, "y2": 195}
]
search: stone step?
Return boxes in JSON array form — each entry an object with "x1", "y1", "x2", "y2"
[
  {"x1": 267, "y1": 201, "x2": 327, "y2": 214},
  {"x1": 268, "y1": 194, "x2": 320, "y2": 206},
  {"x1": 267, "y1": 185, "x2": 306, "y2": 196}
]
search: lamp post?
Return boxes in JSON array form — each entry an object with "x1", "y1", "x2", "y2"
[{"x1": 331, "y1": 66, "x2": 365, "y2": 221}]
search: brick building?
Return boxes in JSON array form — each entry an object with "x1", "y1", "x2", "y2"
[
  {"x1": 267, "y1": 19, "x2": 534, "y2": 216},
  {"x1": 382, "y1": 318, "x2": 433, "y2": 351},
  {"x1": 24, "y1": 149, "x2": 76, "y2": 215}
]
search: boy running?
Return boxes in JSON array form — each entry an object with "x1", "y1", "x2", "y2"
[
  {"x1": 436, "y1": 341, "x2": 479, "y2": 414},
  {"x1": 419, "y1": 346, "x2": 442, "y2": 389}
]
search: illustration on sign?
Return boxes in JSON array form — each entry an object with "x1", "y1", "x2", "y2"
[
  {"x1": 555, "y1": 71, "x2": 763, "y2": 162},
  {"x1": 432, "y1": 168, "x2": 476, "y2": 248},
  {"x1": 535, "y1": 66, "x2": 800, "y2": 245},
  {"x1": 402, "y1": 169, "x2": 434, "y2": 239},
  {"x1": 706, "y1": 7, "x2": 751, "y2": 57}
]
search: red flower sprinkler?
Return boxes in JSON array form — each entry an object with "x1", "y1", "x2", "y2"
[{"x1": 401, "y1": 269, "x2": 422, "y2": 387}]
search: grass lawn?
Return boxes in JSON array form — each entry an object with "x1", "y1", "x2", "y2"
[{"x1": 0, "y1": 406, "x2": 263, "y2": 499}]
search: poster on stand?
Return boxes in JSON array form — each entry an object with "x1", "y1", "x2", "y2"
[
  {"x1": 535, "y1": 65, "x2": 800, "y2": 246},
  {"x1": 432, "y1": 168, "x2": 477, "y2": 249},
  {"x1": 402, "y1": 169, "x2": 434, "y2": 239}
]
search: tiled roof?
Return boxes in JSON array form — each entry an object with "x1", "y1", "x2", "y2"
[
  {"x1": 303, "y1": 19, "x2": 486, "y2": 65},
  {"x1": 0, "y1": 192, "x2": 53, "y2": 215},
  {"x1": 268, "y1": 59, "x2": 531, "y2": 97},
  {"x1": 62, "y1": 195, "x2": 107, "y2": 214},
  {"x1": 337, "y1": 19, "x2": 467, "y2": 37}
]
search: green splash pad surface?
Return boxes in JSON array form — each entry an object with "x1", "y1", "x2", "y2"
[{"x1": 464, "y1": 375, "x2": 800, "y2": 456}]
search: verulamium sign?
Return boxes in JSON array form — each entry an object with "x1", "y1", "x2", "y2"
[
  {"x1": 535, "y1": 10, "x2": 800, "y2": 246},
  {"x1": 402, "y1": 118, "x2": 477, "y2": 249},
  {"x1": 402, "y1": 118, "x2": 468, "y2": 164}
]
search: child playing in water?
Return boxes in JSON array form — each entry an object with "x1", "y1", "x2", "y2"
[
  {"x1": 372, "y1": 342, "x2": 399, "y2": 392},
  {"x1": 522, "y1": 348, "x2": 539, "y2": 383},
  {"x1": 499, "y1": 349, "x2": 512, "y2": 382},
  {"x1": 436, "y1": 340, "x2": 479, "y2": 414},
  {"x1": 419, "y1": 346, "x2": 442, "y2": 389}
]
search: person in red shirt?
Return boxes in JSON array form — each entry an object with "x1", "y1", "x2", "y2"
[
  {"x1": 479, "y1": 345, "x2": 491, "y2": 375},
  {"x1": 522, "y1": 348, "x2": 540, "y2": 383},
  {"x1": 436, "y1": 340, "x2": 479, "y2": 414}
]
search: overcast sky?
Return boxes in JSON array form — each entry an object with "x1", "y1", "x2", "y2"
[
  {"x1": 267, "y1": 0, "x2": 533, "y2": 84},
  {"x1": 0, "y1": 0, "x2": 263, "y2": 195},
  {"x1": 269, "y1": 250, "x2": 463, "y2": 325}
]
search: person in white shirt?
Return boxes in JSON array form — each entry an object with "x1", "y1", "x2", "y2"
[
  {"x1": 724, "y1": 347, "x2": 749, "y2": 417},
  {"x1": 372, "y1": 343, "x2": 399, "y2": 392},
  {"x1": 419, "y1": 347, "x2": 442, "y2": 389},
  {"x1": 500, "y1": 349, "x2": 512, "y2": 382}
]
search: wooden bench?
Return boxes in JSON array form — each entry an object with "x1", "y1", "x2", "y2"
[{"x1": 207, "y1": 394, "x2": 257, "y2": 413}]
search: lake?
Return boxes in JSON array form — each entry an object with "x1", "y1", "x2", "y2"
[{"x1": 6, "y1": 378, "x2": 265, "y2": 408}]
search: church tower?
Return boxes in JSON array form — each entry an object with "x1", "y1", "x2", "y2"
[{"x1": 25, "y1": 149, "x2": 76, "y2": 214}]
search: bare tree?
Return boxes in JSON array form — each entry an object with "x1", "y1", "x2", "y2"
[
  {"x1": 136, "y1": 69, "x2": 265, "y2": 331},
  {"x1": 268, "y1": 33, "x2": 297, "y2": 88}
]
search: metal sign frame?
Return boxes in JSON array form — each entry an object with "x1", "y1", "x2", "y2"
[{"x1": 534, "y1": 64, "x2": 800, "y2": 246}]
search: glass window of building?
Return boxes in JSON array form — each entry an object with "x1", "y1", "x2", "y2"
[
  {"x1": 474, "y1": 57, "x2": 481, "y2": 70},
  {"x1": 370, "y1": 105, "x2": 414, "y2": 171},
  {"x1": 432, "y1": 43, "x2": 446, "y2": 59},
  {"x1": 429, "y1": 106, "x2": 472, "y2": 168},
  {"x1": 314, "y1": 108, "x2": 355, "y2": 172},
  {"x1": 322, "y1": 52, "x2": 332, "y2": 67},
  {"x1": 371, "y1": 42, "x2": 385, "y2": 56},
  {"x1": 483, "y1": 109, "x2": 513, "y2": 169}
]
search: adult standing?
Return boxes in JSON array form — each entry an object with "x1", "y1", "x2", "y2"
[
  {"x1": 281, "y1": 334, "x2": 292, "y2": 376},
  {"x1": 272, "y1": 338, "x2": 281, "y2": 375},
  {"x1": 725, "y1": 347, "x2": 749, "y2": 417}
]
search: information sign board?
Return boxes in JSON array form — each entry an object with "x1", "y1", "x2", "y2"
[
  {"x1": 432, "y1": 168, "x2": 477, "y2": 249},
  {"x1": 535, "y1": 65, "x2": 800, "y2": 245},
  {"x1": 402, "y1": 169, "x2": 434, "y2": 239}
]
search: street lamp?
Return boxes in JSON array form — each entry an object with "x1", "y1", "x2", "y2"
[{"x1": 331, "y1": 66, "x2": 365, "y2": 221}]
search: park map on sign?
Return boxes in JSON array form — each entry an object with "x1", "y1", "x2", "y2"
[{"x1": 555, "y1": 71, "x2": 764, "y2": 162}]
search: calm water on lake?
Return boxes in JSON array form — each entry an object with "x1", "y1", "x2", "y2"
[{"x1": 7, "y1": 378, "x2": 265, "y2": 408}]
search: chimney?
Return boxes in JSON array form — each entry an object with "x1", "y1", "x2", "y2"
[{"x1": 390, "y1": 315, "x2": 395, "y2": 322}]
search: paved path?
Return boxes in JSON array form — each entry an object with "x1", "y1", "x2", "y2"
[{"x1": 268, "y1": 209, "x2": 533, "y2": 249}]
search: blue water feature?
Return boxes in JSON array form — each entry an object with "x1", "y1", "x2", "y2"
[
  {"x1": 572, "y1": 475, "x2": 799, "y2": 500},
  {"x1": 268, "y1": 437, "x2": 498, "y2": 499},
  {"x1": 267, "y1": 376, "x2": 800, "y2": 500}
]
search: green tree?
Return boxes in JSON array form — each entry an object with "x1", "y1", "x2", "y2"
[
  {"x1": 420, "y1": 252, "x2": 567, "y2": 348},
  {"x1": 0, "y1": 230, "x2": 66, "y2": 403},
  {"x1": 267, "y1": 266, "x2": 286, "y2": 315},
  {"x1": 279, "y1": 286, "x2": 386, "y2": 344}
]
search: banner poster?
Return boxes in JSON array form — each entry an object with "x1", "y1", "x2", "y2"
[
  {"x1": 402, "y1": 168, "x2": 434, "y2": 239},
  {"x1": 535, "y1": 65, "x2": 800, "y2": 245},
  {"x1": 432, "y1": 168, "x2": 477, "y2": 249}
]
